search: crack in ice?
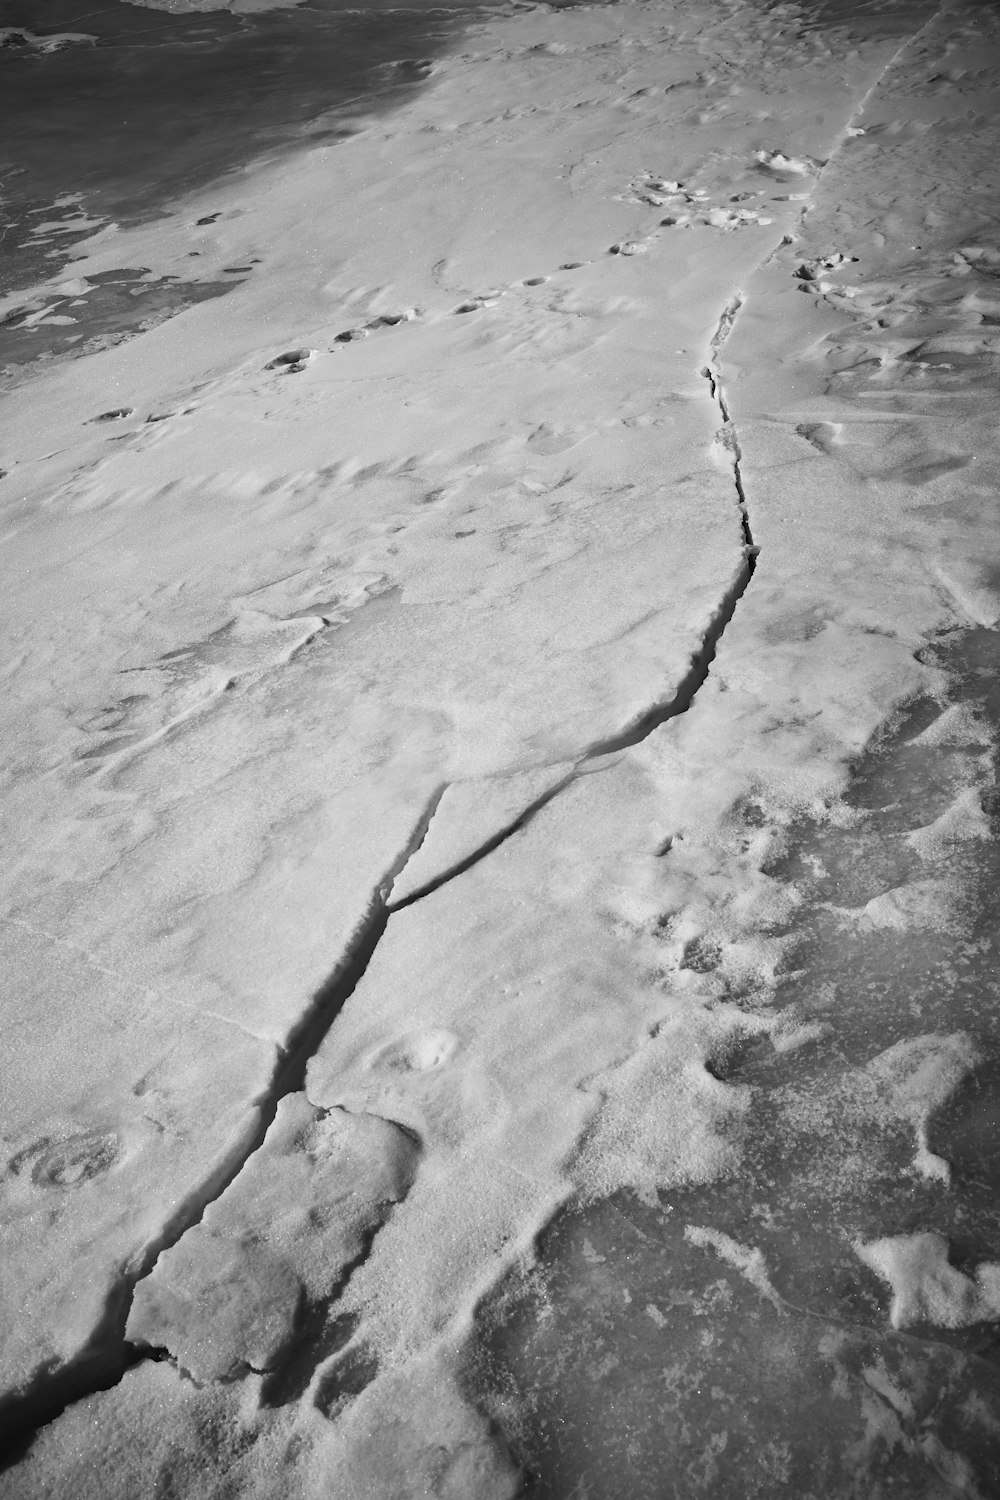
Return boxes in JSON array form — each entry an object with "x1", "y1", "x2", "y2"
[
  {"x1": 12, "y1": 5, "x2": 960, "y2": 1455},
  {"x1": 775, "y1": 3, "x2": 949, "y2": 255},
  {"x1": 1, "y1": 284, "x2": 767, "y2": 1465}
]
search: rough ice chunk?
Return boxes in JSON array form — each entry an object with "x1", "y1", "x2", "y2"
[{"x1": 126, "y1": 1095, "x2": 417, "y2": 1381}]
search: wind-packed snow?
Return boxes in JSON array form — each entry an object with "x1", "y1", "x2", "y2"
[{"x1": 3, "y1": 0, "x2": 1000, "y2": 1492}]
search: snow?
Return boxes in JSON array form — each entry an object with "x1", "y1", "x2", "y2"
[
  {"x1": 684, "y1": 1224, "x2": 784, "y2": 1308},
  {"x1": 4, "y1": 0, "x2": 1000, "y2": 1491},
  {"x1": 856, "y1": 1232, "x2": 1000, "y2": 1332},
  {"x1": 125, "y1": 1095, "x2": 417, "y2": 1382}
]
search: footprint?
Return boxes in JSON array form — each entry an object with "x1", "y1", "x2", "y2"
[
  {"x1": 266, "y1": 348, "x2": 314, "y2": 372},
  {"x1": 521, "y1": 277, "x2": 548, "y2": 287},
  {"x1": 313, "y1": 1342, "x2": 380, "y2": 1420},
  {"x1": 326, "y1": 311, "x2": 418, "y2": 346},
  {"x1": 195, "y1": 213, "x2": 220, "y2": 226},
  {"x1": 624, "y1": 172, "x2": 684, "y2": 207},
  {"x1": 609, "y1": 241, "x2": 649, "y2": 257},
  {"x1": 526, "y1": 422, "x2": 587, "y2": 455},
  {"x1": 453, "y1": 291, "x2": 504, "y2": 315},
  {"x1": 368, "y1": 1030, "x2": 459, "y2": 1075},
  {"x1": 560, "y1": 262, "x2": 585, "y2": 270},
  {"x1": 795, "y1": 421, "x2": 842, "y2": 455},
  {"x1": 10, "y1": 1130, "x2": 122, "y2": 1188},
  {"x1": 365, "y1": 310, "x2": 417, "y2": 329},
  {"x1": 88, "y1": 407, "x2": 134, "y2": 424}
]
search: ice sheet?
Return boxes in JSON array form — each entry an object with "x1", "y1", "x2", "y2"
[{"x1": 5, "y1": 0, "x2": 1000, "y2": 1491}]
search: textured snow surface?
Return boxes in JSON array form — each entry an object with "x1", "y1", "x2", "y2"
[{"x1": 4, "y1": 0, "x2": 1000, "y2": 1492}]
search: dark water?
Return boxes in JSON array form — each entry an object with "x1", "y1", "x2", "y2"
[
  {"x1": 0, "y1": 0, "x2": 496, "y2": 372},
  {"x1": 0, "y1": 0, "x2": 482, "y2": 289},
  {"x1": 0, "y1": 0, "x2": 935, "y2": 376},
  {"x1": 472, "y1": 627, "x2": 1000, "y2": 1495}
]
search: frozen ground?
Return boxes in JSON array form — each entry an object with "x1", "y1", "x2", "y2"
[{"x1": 2, "y1": 0, "x2": 1000, "y2": 1492}]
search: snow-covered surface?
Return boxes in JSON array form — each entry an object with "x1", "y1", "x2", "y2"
[{"x1": 3, "y1": 0, "x2": 1000, "y2": 1491}]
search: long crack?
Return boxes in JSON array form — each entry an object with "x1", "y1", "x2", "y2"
[
  {"x1": 0, "y1": 793, "x2": 440, "y2": 1466},
  {"x1": 0, "y1": 1, "x2": 966, "y2": 1470},
  {"x1": 0, "y1": 289, "x2": 761, "y2": 1468}
]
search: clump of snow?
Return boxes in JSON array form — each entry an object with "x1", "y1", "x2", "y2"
[
  {"x1": 863, "y1": 1032, "x2": 978, "y2": 1184},
  {"x1": 753, "y1": 148, "x2": 820, "y2": 175},
  {"x1": 127, "y1": 1096, "x2": 416, "y2": 1381},
  {"x1": 572, "y1": 1010, "x2": 753, "y2": 1207},
  {"x1": 857, "y1": 1232, "x2": 1000, "y2": 1330},
  {"x1": 906, "y1": 786, "x2": 991, "y2": 859},
  {"x1": 854, "y1": 877, "x2": 962, "y2": 933},
  {"x1": 684, "y1": 1224, "x2": 783, "y2": 1308}
]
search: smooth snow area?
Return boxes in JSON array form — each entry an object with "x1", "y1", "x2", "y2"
[{"x1": 3, "y1": 0, "x2": 1000, "y2": 1492}]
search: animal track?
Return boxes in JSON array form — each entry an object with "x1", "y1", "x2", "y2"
[
  {"x1": 449, "y1": 266, "x2": 582, "y2": 314},
  {"x1": 264, "y1": 313, "x2": 417, "y2": 371},
  {"x1": 272, "y1": 194, "x2": 790, "y2": 387},
  {"x1": 624, "y1": 172, "x2": 773, "y2": 233}
]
